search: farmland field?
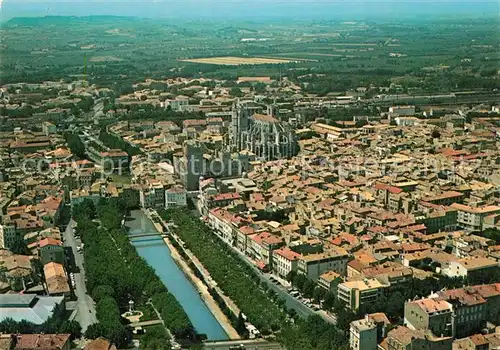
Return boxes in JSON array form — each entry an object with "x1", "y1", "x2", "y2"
[
  {"x1": 0, "y1": 16, "x2": 498, "y2": 94},
  {"x1": 180, "y1": 56, "x2": 296, "y2": 65}
]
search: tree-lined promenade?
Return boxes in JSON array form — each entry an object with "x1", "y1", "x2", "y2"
[{"x1": 72, "y1": 199, "x2": 194, "y2": 349}]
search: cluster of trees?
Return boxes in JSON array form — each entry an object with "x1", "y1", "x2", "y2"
[
  {"x1": 279, "y1": 316, "x2": 348, "y2": 350},
  {"x1": 152, "y1": 293, "x2": 194, "y2": 339},
  {"x1": 77, "y1": 96, "x2": 94, "y2": 113},
  {"x1": 483, "y1": 228, "x2": 500, "y2": 243},
  {"x1": 0, "y1": 304, "x2": 81, "y2": 339},
  {"x1": 98, "y1": 129, "x2": 141, "y2": 157},
  {"x1": 64, "y1": 132, "x2": 86, "y2": 159},
  {"x1": 297, "y1": 130, "x2": 320, "y2": 140},
  {"x1": 85, "y1": 297, "x2": 128, "y2": 346},
  {"x1": 140, "y1": 325, "x2": 171, "y2": 350},
  {"x1": 72, "y1": 199, "x2": 193, "y2": 346},
  {"x1": 0, "y1": 105, "x2": 34, "y2": 118}
]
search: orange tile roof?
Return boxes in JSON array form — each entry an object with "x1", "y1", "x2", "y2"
[
  {"x1": 274, "y1": 247, "x2": 301, "y2": 261},
  {"x1": 374, "y1": 182, "x2": 403, "y2": 194},
  {"x1": 39, "y1": 237, "x2": 62, "y2": 248},
  {"x1": 14, "y1": 334, "x2": 71, "y2": 350},
  {"x1": 413, "y1": 298, "x2": 451, "y2": 314}
]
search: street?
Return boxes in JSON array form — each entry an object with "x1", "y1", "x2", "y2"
[
  {"x1": 203, "y1": 340, "x2": 283, "y2": 350},
  {"x1": 63, "y1": 219, "x2": 97, "y2": 331},
  {"x1": 191, "y1": 199, "x2": 336, "y2": 325},
  {"x1": 231, "y1": 247, "x2": 326, "y2": 321}
]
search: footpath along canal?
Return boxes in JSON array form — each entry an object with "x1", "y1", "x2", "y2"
[{"x1": 125, "y1": 209, "x2": 229, "y2": 341}]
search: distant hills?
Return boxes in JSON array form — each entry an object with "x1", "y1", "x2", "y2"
[
  {"x1": 1, "y1": 1, "x2": 498, "y2": 23},
  {"x1": 4, "y1": 15, "x2": 136, "y2": 26}
]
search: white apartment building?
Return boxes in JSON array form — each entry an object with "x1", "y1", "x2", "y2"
[
  {"x1": 338, "y1": 278, "x2": 387, "y2": 311},
  {"x1": 165, "y1": 187, "x2": 187, "y2": 208},
  {"x1": 297, "y1": 248, "x2": 349, "y2": 281},
  {"x1": 442, "y1": 257, "x2": 498, "y2": 278},
  {"x1": 350, "y1": 317, "x2": 378, "y2": 350},
  {"x1": 389, "y1": 105, "x2": 416, "y2": 116},
  {"x1": 272, "y1": 247, "x2": 301, "y2": 279},
  {"x1": 139, "y1": 183, "x2": 165, "y2": 209},
  {"x1": 394, "y1": 116, "x2": 420, "y2": 127},
  {"x1": 207, "y1": 208, "x2": 238, "y2": 246}
]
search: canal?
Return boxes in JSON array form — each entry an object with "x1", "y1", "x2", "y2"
[{"x1": 125, "y1": 210, "x2": 228, "y2": 341}]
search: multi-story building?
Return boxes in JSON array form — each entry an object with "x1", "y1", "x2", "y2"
[
  {"x1": 139, "y1": 182, "x2": 165, "y2": 210},
  {"x1": 207, "y1": 207, "x2": 245, "y2": 246},
  {"x1": 297, "y1": 248, "x2": 349, "y2": 281},
  {"x1": 450, "y1": 203, "x2": 500, "y2": 231},
  {"x1": 0, "y1": 252, "x2": 36, "y2": 292},
  {"x1": 404, "y1": 298, "x2": 453, "y2": 337},
  {"x1": 350, "y1": 316, "x2": 378, "y2": 350},
  {"x1": 43, "y1": 262, "x2": 70, "y2": 297},
  {"x1": 175, "y1": 140, "x2": 204, "y2": 191},
  {"x1": 381, "y1": 326, "x2": 452, "y2": 350},
  {"x1": 0, "y1": 222, "x2": 17, "y2": 250},
  {"x1": 165, "y1": 186, "x2": 187, "y2": 208},
  {"x1": 442, "y1": 257, "x2": 498, "y2": 279},
  {"x1": 318, "y1": 270, "x2": 342, "y2": 293},
  {"x1": 41, "y1": 121, "x2": 57, "y2": 135},
  {"x1": 337, "y1": 278, "x2": 387, "y2": 311},
  {"x1": 272, "y1": 247, "x2": 301, "y2": 279},
  {"x1": 389, "y1": 105, "x2": 416, "y2": 116},
  {"x1": 39, "y1": 238, "x2": 65, "y2": 265},
  {"x1": 248, "y1": 231, "x2": 284, "y2": 268},
  {"x1": 434, "y1": 284, "x2": 500, "y2": 338}
]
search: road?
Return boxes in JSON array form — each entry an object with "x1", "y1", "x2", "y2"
[
  {"x1": 188, "y1": 203, "x2": 335, "y2": 325},
  {"x1": 63, "y1": 219, "x2": 97, "y2": 331},
  {"x1": 231, "y1": 247, "x2": 321, "y2": 320},
  {"x1": 203, "y1": 340, "x2": 283, "y2": 350},
  {"x1": 128, "y1": 320, "x2": 164, "y2": 327}
]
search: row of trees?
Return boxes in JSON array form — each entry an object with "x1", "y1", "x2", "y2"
[
  {"x1": 160, "y1": 208, "x2": 349, "y2": 349},
  {"x1": 98, "y1": 129, "x2": 141, "y2": 157},
  {"x1": 72, "y1": 199, "x2": 193, "y2": 347},
  {"x1": 64, "y1": 132, "x2": 86, "y2": 159}
]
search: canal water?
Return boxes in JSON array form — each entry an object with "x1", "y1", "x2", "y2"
[{"x1": 125, "y1": 210, "x2": 228, "y2": 341}]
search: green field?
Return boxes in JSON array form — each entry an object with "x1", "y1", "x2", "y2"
[{"x1": 1, "y1": 16, "x2": 498, "y2": 94}]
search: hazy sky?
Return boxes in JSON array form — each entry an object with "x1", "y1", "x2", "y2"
[{"x1": 1, "y1": 0, "x2": 498, "y2": 21}]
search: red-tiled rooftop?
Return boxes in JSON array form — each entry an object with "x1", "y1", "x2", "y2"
[
  {"x1": 183, "y1": 119, "x2": 207, "y2": 127},
  {"x1": 39, "y1": 237, "x2": 62, "y2": 248},
  {"x1": 213, "y1": 192, "x2": 241, "y2": 201},
  {"x1": 14, "y1": 334, "x2": 71, "y2": 349},
  {"x1": 274, "y1": 247, "x2": 301, "y2": 261},
  {"x1": 101, "y1": 151, "x2": 128, "y2": 157},
  {"x1": 374, "y1": 182, "x2": 403, "y2": 194}
]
